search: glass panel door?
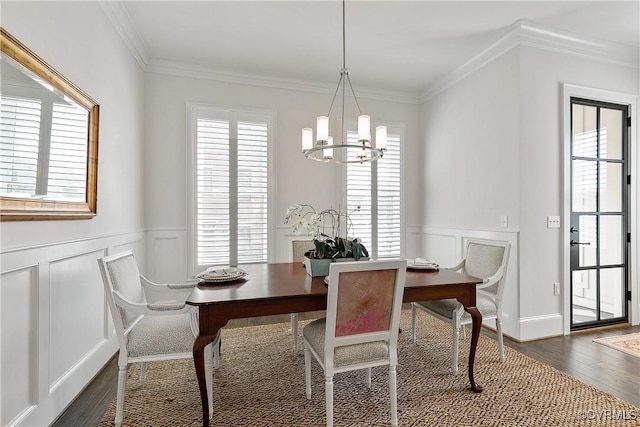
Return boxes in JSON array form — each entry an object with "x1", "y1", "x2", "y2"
[{"x1": 570, "y1": 98, "x2": 628, "y2": 329}]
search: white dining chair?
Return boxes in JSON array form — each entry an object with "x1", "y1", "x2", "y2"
[
  {"x1": 411, "y1": 240, "x2": 510, "y2": 373},
  {"x1": 98, "y1": 250, "x2": 220, "y2": 426},
  {"x1": 303, "y1": 259, "x2": 407, "y2": 427}
]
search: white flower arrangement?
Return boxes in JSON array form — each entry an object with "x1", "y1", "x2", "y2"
[{"x1": 284, "y1": 203, "x2": 368, "y2": 260}]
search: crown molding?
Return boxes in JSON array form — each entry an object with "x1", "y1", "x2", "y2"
[
  {"x1": 420, "y1": 19, "x2": 639, "y2": 103},
  {"x1": 145, "y1": 57, "x2": 422, "y2": 104},
  {"x1": 518, "y1": 20, "x2": 638, "y2": 67},
  {"x1": 99, "y1": 0, "x2": 149, "y2": 70}
]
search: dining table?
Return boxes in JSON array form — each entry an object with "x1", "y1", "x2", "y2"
[{"x1": 186, "y1": 261, "x2": 483, "y2": 427}]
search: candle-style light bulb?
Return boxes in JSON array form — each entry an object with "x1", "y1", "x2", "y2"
[
  {"x1": 357, "y1": 115, "x2": 370, "y2": 143},
  {"x1": 324, "y1": 136, "x2": 334, "y2": 159},
  {"x1": 376, "y1": 126, "x2": 387, "y2": 151},
  {"x1": 302, "y1": 128, "x2": 313, "y2": 151},
  {"x1": 317, "y1": 116, "x2": 329, "y2": 144}
]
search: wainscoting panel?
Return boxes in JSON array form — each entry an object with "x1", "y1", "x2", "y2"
[
  {"x1": 1, "y1": 265, "x2": 38, "y2": 427},
  {"x1": 145, "y1": 229, "x2": 185, "y2": 282},
  {"x1": 422, "y1": 231, "x2": 459, "y2": 267},
  {"x1": 48, "y1": 250, "x2": 108, "y2": 392},
  {"x1": 0, "y1": 231, "x2": 144, "y2": 427},
  {"x1": 404, "y1": 225, "x2": 422, "y2": 260}
]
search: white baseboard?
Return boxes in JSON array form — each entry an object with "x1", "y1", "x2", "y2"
[{"x1": 518, "y1": 314, "x2": 564, "y2": 341}]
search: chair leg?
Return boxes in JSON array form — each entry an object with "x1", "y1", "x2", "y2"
[
  {"x1": 304, "y1": 344, "x2": 312, "y2": 399},
  {"x1": 205, "y1": 344, "x2": 214, "y2": 418},
  {"x1": 410, "y1": 303, "x2": 417, "y2": 343},
  {"x1": 461, "y1": 324, "x2": 467, "y2": 340},
  {"x1": 452, "y1": 324, "x2": 459, "y2": 374},
  {"x1": 291, "y1": 313, "x2": 298, "y2": 351},
  {"x1": 115, "y1": 364, "x2": 127, "y2": 427},
  {"x1": 366, "y1": 367, "x2": 372, "y2": 389},
  {"x1": 325, "y1": 375, "x2": 334, "y2": 427},
  {"x1": 389, "y1": 365, "x2": 398, "y2": 427},
  {"x1": 496, "y1": 317, "x2": 505, "y2": 362},
  {"x1": 138, "y1": 361, "x2": 146, "y2": 385}
]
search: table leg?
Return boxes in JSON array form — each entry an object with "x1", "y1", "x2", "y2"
[
  {"x1": 465, "y1": 306, "x2": 484, "y2": 393},
  {"x1": 194, "y1": 334, "x2": 218, "y2": 427}
]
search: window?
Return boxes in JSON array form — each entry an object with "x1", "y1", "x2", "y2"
[
  {"x1": 343, "y1": 124, "x2": 403, "y2": 259},
  {"x1": 188, "y1": 104, "x2": 274, "y2": 274}
]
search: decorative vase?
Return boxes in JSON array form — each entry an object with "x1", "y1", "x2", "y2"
[{"x1": 303, "y1": 255, "x2": 369, "y2": 277}]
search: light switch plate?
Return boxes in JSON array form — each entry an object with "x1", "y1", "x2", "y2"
[{"x1": 547, "y1": 216, "x2": 560, "y2": 228}]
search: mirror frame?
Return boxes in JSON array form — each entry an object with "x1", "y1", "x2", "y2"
[{"x1": 1, "y1": 27, "x2": 99, "y2": 221}]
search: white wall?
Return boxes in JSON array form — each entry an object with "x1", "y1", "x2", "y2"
[
  {"x1": 421, "y1": 48, "x2": 521, "y2": 230},
  {"x1": 420, "y1": 42, "x2": 638, "y2": 341},
  {"x1": 143, "y1": 72, "x2": 422, "y2": 280},
  {"x1": 0, "y1": 2, "x2": 146, "y2": 426}
]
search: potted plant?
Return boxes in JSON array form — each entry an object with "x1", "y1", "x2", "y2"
[{"x1": 285, "y1": 204, "x2": 369, "y2": 276}]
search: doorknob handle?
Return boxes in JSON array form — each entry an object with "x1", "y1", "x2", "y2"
[
  {"x1": 570, "y1": 240, "x2": 591, "y2": 247},
  {"x1": 570, "y1": 227, "x2": 579, "y2": 233}
]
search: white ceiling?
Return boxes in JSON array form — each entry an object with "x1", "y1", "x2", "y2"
[{"x1": 115, "y1": 1, "x2": 639, "y2": 100}]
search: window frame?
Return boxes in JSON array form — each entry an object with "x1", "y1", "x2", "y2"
[
  {"x1": 337, "y1": 120, "x2": 405, "y2": 260},
  {"x1": 186, "y1": 102, "x2": 276, "y2": 277}
]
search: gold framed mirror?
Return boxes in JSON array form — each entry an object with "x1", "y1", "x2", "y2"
[{"x1": 1, "y1": 27, "x2": 99, "y2": 221}]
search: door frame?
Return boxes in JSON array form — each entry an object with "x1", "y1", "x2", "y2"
[{"x1": 562, "y1": 84, "x2": 638, "y2": 335}]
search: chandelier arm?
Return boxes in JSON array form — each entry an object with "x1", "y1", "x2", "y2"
[
  {"x1": 345, "y1": 74, "x2": 363, "y2": 115},
  {"x1": 326, "y1": 73, "x2": 344, "y2": 117}
]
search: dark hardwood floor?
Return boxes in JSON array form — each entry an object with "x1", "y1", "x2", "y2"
[{"x1": 52, "y1": 312, "x2": 639, "y2": 426}]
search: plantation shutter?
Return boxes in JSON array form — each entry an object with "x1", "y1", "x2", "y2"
[
  {"x1": 346, "y1": 131, "x2": 372, "y2": 251},
  {"x1": 196, "y1": 117, "x2": 230, "y2": 266},
  {"x1": 47, "y1": 102, "x2": 89, "y2": 201},
  {"x1": 345, "y1": 128, "x2": 401, "y2": 259},
  {"x1": 194, "y1": 110, "x2": 270, "y2": 268},
  {"x1": 237, "y1": 120, "x2": 268, "y2": 263},
  {"x1": 0, "y1": 96, "x2": 41, "y2": 196},
  {"x1": 376, "y1": 132, "x2": 401, "y2": 258}
]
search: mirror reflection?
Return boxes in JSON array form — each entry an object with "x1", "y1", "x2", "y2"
[{"x1": 1, "y1": 55, "x2": 89, "y2": 202}]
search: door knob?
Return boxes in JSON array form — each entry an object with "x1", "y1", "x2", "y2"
[
  {"x1": 570, "y1": 240, "x2": 591, "y2": 247},
  {"x1": 570, "y1": 227, "x2": 579, "y2": 233}
]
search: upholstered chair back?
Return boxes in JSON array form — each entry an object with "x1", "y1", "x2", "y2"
[
  {"x1": 292, "y1": 240, "x2": 315, "y2": 262},
  {"x1": 463, "y1": 242, "x2": 508, "y2": 296},
  {"x1": 102, "y1": 251, "x2": 145, "y2": 330}
]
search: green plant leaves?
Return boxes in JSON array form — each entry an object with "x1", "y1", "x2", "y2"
[{"x1": 311, "y1": 236, "x2": 368, "y2": 260}]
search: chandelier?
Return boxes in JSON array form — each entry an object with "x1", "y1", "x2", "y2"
[{"x1": 301, "y1": 0, "x2": 386, "y2": 164}]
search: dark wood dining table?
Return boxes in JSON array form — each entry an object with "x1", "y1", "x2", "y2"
[{"x1": 186, "y1": 262, "x2": 483, "y2": 427}]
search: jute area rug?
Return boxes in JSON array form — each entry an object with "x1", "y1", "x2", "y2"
[
  {"x1": 593, "y1": 333, "x2": 640, "y2": 359},
  {"x1": 100, "y1": 310, "x2": 640, "y2": 426}
]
